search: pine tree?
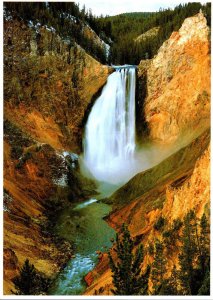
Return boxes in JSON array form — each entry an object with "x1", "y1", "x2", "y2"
[
  {"x1": 176, "y1": 211, "x2": 210, "y2": 295},
  {"x1": 199, "y1": 213, "x2": 210, "y2": 274},
  {"x1": 11, "y1": 259, "x2": 50, "y2": 295},
  {"x1": 160, "y1": 265, "x2": 179, "y2": 295},
  {"x1": 196, "y1": 213, "x2": 210, "y2": 295},
  {"x1": 108, "y1": 223, "x2": 150, "y2": 295},
  {"x1": 197, "y1": 269, "x2": 210, "y2": 295},
  {"x1": 12, "y1": 259, "x2": 37, "y2": 295},
  {"x1": 151, "y1": 239, "x2": 167, "y2": 294},
  {"x1": 178, "y1": 210, "x2": 199, "y2": 295}
]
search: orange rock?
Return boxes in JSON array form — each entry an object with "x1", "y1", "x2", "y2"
[
  {"x1": 138, "y1": 12, "x2": 210, "y2": 144},
  {"x1": 56, "y1": 80, "x2": 63, "y2": 90},
  {"x1": 85, "y1": 272, "x2": 95, "y2": 286},
  {"x1": 3, "y1": 248, "x2": 18, "y2": 274},
  {"x1": 39, "y1": 73, "x2": 48, "y2": 79}
]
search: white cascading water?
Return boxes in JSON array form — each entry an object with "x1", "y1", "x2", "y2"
[{"x1": 83, "y1": 66, "x2": 137, "y2": 185}]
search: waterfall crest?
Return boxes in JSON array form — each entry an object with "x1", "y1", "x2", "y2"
[{"x1": 83, "y1": 66, "x2": 136, "y2": 184}]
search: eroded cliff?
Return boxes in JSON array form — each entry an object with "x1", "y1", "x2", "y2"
[
  {"x1": 137, "y1": 12, "x2": 210, "y2": 144},
  {"x1": 4, "y1": 17, "x2": 111, "y2": 151},
  {"x1": 3, "y1": 10, "x2": 210, "y2": 296},
  {"x1": 3, "y1": 15, "x2": 111, "y2": 294},
  {"x1": 84, "y1": 131, "x2": 210, "y2": 295},
  {"x1": 84, "y1": 13, "x2": 210, "y2": 295}
]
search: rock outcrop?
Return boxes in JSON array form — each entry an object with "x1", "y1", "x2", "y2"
[
  {"x1": 138, "y1": 12, "x2": 210, "y2": 144},
  {"x1": 108, "y1": 129, "x2": 209, "y2": 209},
  {"x1": 84, "y1": 13, "x2": 210, "y2": 295},
  {"x1": 3, "y1": 134, "x2": 73, "y2": 294},
  {"x1": 3, "y1": 15, "x2": 111, "y2": 294},
  {"x1": 3, "y1": 11, "x2": 210, "y2": 296},
  {"x1": 4, "y1": 17, "x2": 111, "y2": 152}
]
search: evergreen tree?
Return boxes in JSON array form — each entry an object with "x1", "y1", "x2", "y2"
[
  {"x1": 11, "y1": 259, "x2": 50, "y2": 295},
  {"x1": 12, "y1": 259, "x2": 37, "y2": 295},
  {"x1": 196, "y1": 213, "x2": 210, "y2": 295},
  {"x1": 137, "y1": 265, "x2": 151, "y2": 295},
  {"x1": 108, "y1": 223, "x2": 150, "y2": 295},
  {"x1": 4, "y1": 1, "x2": 210, "y2": 65},
  {"x1": 163, "y1": 218, "x2": 183, "y2": 254},
  {"x1": 151, "y1": 239, "x2": 167, "y2": 294},
  {"x1": 199, "y1": 213, "x2": 210, "y2": 274},
  {"x1": 178, "y1": 210, "x2": 199, "y2": 295},
  {"x1": 176, "y1": 211, "x2": 210, "y2": 295},
  {"x1": 197, "y1": 269, "x2": 210, "y2": 295},
  {"x1": 168, "y1": 265, "x2": 179, "y2": 295},
  {"x1": 160, "y1": 265, "x2": 179, "y2": 295}
]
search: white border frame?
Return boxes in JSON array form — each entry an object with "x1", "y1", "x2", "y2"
[{"x1": 1, "y1": 0, "x2": 212, "y2": 299}]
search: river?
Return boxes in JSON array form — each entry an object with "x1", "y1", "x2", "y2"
[
  {"x1": 49, "y1": 198, "x2": 116, "y2": 295},
  {"x1": 50, "y1": 65, "x2": 136, "y2": 295}
]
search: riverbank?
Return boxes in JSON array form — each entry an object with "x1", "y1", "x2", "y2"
[{"x1": 48, "y1": 198, "x2": 116, "y2": 295}]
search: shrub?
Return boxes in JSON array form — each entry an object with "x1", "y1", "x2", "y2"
[
  {"x1": 154, "y1": 216, "x2": 166, "y2": 231},
  {"x1": 11, "y1": 145, "x2": 23, "y2": 160},
  {"x1": 172, "y1": 218, "x2": 183, "y2": 231},
  {"x1": 147, "y1": 243, "x2": 154, "y2": 256},
  {"x1": 15, "y1": 151, "x2": 33, "y2": 169}
]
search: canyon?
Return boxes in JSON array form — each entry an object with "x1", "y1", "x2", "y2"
[
  {"x1": 3, "y1": 9, "x2": 210, "y2": 296},
  {"x1": 4, "y1": 14, "x2": 111, "y2": 294},
  {"x1": 84, "y1": 12, "x2": 210, "y2": 295}
]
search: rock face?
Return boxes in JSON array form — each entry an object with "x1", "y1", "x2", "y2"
[
  {"x1": 84, "y1": 131, "x2": 210, "y2": 295},
  {"x1": 108, "y1": 129, "x2": 210, "y2": 209},
  {"x1": 3, "y1": 135, "x2": 73, "y2": 294},
  {"x1": 3, "y1": 16, "x2": 111, "y2": 294},
  {"x1": 138, "y1": 12, "x2": 210, "y2": 144},
  {"x1": 4, "y1": 12, "x2": 210, "y2": 296},
  {"x1": 4, "y1": 17, "x2": 111, "y2": 152},
  {"x1": 84, "y1": 13, "x2": 210, "y2": 295}
]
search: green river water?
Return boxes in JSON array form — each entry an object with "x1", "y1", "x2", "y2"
[{"x1": 49, "y1": 198, "x2": 116, "y2": 295}]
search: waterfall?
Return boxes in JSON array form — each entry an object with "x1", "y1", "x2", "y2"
[{"x1": 83, "y1": 66, "x2": 136, "y2": 184}]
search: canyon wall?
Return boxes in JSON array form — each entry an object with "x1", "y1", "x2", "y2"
[
  {"x1": 137, "y1": 12, "x2": 210, "y2": 144},
  {"x1": 3, "y1": 11, "x2": 210, "y2": 296},
  {"x1": 4, "y1": 17, "x2": 111, "y2": 152},
  {"x1": 4, "y1": 16, "x2": 111, "y2": 294},
  {"x1": 84, "y1": 12, "x2": 210, "y2": 295},
  {"x1": 85, "y1": 132, "x2": 210, "y2": 295}
]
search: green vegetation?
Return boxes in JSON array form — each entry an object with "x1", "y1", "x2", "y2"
[
  {"x1": 4, "y1": 120, "x2": 34, "y2": 160},
  {"x1": 4, "y1": 2, "x2": 211, "y2": 65},
  {"x1": 151, "y1": 239, "x2": 167, "y2": 294},
  {"x1": 11, "y1": 259, "x2": 51, "y2": 295},
  {"x1": 154, "y1": 216, "x2": 166, "y2": 231},
  {"x1": 159, "y1": 211, "x2": 209, "y2": 295},
  {"x1": 100, "y1": 2, "x2": 211, "y2": 64},
  {"x1": 108, "y1": 212, "x2": 210, "y2": 296},
  {"x1": 147, "y1": 243, "x2": 154, "y2": 256},
  {"x1": 161, "y1": 265, "x2": 180, "y2": 295},
  {"x1": 199, "y1": 213, "x2": 210, "y2": 274},
  {"x1": 4, "y1": 2, "x2": 108, "y2": 63},
  {"x1": 108, "y1": 223, "x2": 150, "y2": 295},
  {"x1": 163, "y1": 218, "x2": 183, "y2": 252},
  {"x1": 178, "y1": 211, "x2": 210, "y2": 295}
]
